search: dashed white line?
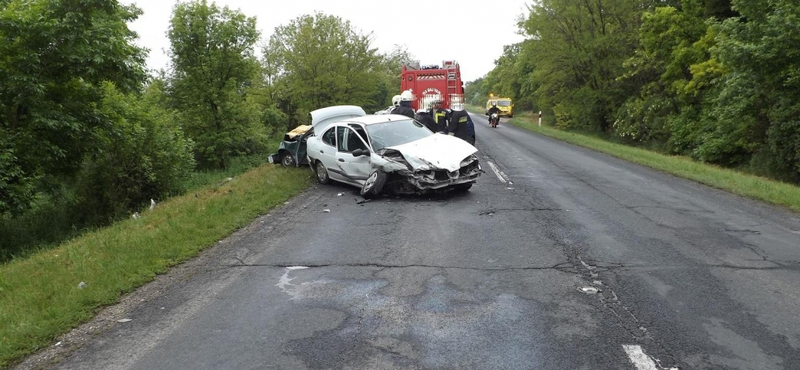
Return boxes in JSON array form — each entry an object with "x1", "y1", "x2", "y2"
[
  {"x1": 623, "y1": 345, "x2": 678, "y2": 370},
  {"x1": 486, "y1": 161, "x2": 510, "y2": 183}
]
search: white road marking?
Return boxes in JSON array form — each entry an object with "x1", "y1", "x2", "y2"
[
  {"x1": 486, "y1": 161, "x2": 510, "y2": 183},
  {"x1": 623, "y1": 345, "x2": 678, "y2": 370}
]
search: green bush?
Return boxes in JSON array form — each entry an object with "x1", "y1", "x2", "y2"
[{"x1": 76, "y1": 83, "x2": 195, "y2": 221}]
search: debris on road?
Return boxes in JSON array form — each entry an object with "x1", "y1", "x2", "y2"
[
  {"x1": 355, "y1": 196, "x2": 370, "y2": 204},
  {"x1": 116, "y1": 318, "x2": 132, "y2": 323},
  {"x1": 323, "y1": 209, "x2": 331, "y2": 213},
  {"x1": 337, "y1": 193, "x2": 344, "y2": 197},
  {"x1": 579, "y1": 286, "x2": 600, "y2": 294}
]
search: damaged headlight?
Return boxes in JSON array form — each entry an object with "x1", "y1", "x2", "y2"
[
  {"x1": 459, "y1": 154, "x2": 481, "y2": 176},
  {"x1": 383, "y1": 149, "x2": 413, "y2": 171},
  {"x1": 460, "y1": 154, "x2": 479, "y2": 167}
]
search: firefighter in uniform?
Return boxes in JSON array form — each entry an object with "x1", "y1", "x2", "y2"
[
  {"x1": 391, "y1": 90, "x2": 416, "y2": 118},
  {"x1": 415, "y1": 109, "x2": 438, "y2": 133},
  {"x1": 447, "y1": 102, "x2": 475, "y2": 145},
  {"x1": 430, "y1": 100, "x2": 450, "y2": 133}
]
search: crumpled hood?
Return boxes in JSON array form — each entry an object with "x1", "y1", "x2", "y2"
[{"x1": 386, "y1": 134, "x2": 478, "y2": 172}]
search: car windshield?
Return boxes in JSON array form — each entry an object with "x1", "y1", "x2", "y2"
[
  {"x1": 366, "y1": 119, "x2": 433, "y2": 151},
  {"x1": 498, "y1": 100, "x2": 511, "y2": 107}
]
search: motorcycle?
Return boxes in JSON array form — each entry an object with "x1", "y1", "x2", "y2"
[{"x1": 489, "y1": 113, "x2": 499, "y2": 128}]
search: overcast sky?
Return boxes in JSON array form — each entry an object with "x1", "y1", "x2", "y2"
[{"x1": 121, "y1": 0, "x2": 531, "y2": 82}]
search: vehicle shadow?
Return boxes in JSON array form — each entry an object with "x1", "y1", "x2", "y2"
[{"x1": 322, "y1": 181, "x2": 474, "y2": 204}]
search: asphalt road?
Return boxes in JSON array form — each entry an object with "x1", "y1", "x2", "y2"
[{"x1": 38, "y1": 114, "x2": 800, "y2": 370}]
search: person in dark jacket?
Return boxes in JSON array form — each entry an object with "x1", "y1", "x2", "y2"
[
  {"x1": 391, "y1": 90, "x2": 416, "y2": 118},
  {"x1": 487, "y1": 101, "x2": 502, "y2": 117},
  {"x1": 415, "y1": 109, "x2": 439, "y2": 133},
  {"x1": 430, "y1": 100, "x2": 450, "y2": 133},
  {"x1": 447, "y1": 102, "x2": 474, "y2": 144}
]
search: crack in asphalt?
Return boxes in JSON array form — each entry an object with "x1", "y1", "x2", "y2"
[
  {"x1": 626, "y1": 205, "x2": 716, "y2": 215},
  {"x1": 226, "y1": 261, "x2": 580, "y2": 273},
  {"x1": 225, "y1": 260, "x2": 800, "y2": 272},
  {"x1": 478, "y1": 208, "x2": 566, "y2": 215}
]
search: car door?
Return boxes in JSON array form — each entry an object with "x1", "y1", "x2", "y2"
[
  {"x1": 334, "y1": 125, "x2": 373, "y2": 185},
  {"x1": 314, "y1": 126, "x2": 343, "y2": 181}
]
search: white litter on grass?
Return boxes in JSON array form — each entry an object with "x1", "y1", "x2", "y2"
[
  {"x1": 131, "y1": 212, "x2": 140, "y2": 220},
  {"x1": 77, "y1": 282, "x2": 87, "y2": 289},
  {"x1": 54, "y1": 342, "x2": 62, "y2": 347},
  {"x1": 117, "y1": 318, "x2": 132, "y2": 323},
  {"x1": 149, "y1": 198, "x2": 156, "y2": 211},
  {"x1": 623, "y1": 344, "x2": 679, "y2": 370}
]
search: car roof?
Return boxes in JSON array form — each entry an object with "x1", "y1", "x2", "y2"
[{"x1": 335, "y1": 114, "x2": 414, "y2": 126}]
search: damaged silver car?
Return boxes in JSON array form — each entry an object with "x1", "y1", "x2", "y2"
[{"x1": 305, "y1": 113, "x2": 483, "y2": 198}]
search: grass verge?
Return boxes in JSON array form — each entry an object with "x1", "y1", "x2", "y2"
[
  {"x1": 0, "y1": 164, "x2": 313, "y2": 367},
  {"x1": 470, "y1": 107, "x2": 800, "y2": 213},
  {"x1": 0, "y1": 153, "x2": 282, "y2": 263}
]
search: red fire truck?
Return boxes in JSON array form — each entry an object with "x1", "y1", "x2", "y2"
[{"x1": 400, "y1": 60, "x2": 465, "y2": 111}]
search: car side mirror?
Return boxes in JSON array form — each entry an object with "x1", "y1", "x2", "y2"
[{"x1": 352, "y1": 149, "x2": 370, "y2": 157}]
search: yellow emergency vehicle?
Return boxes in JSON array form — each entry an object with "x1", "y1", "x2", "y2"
[{"x1": 485, "y1": 95, "x2": 514, "y2": 118}]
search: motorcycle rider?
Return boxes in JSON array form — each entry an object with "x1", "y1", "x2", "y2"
[
  {"x1": 487, "y1": 101, "x2": 502, "y2": 125},
  {"x1": 447, "y1": 101, "x2": 475, "y2": 145},
  {"x1": 391, "y1": 90, "x2": 416, "y2": 118}
]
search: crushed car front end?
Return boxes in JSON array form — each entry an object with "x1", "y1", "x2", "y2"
[{"x1": 375, "y1": 149, "x2": 483, "y2": 194}]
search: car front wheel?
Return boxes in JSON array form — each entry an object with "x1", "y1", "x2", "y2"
[
  {"x1": 314, "y1": 161, "x2": 331, "y2": 184},
  {"x1": 281, "y1": 153, "x2": 295, "y2": 167},
  {"x1": 361, "y1": 169, "x2": 387, "y2": 199}
]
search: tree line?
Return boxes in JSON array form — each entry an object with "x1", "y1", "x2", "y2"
[
  {"x1": 0, "y1": 0, "x2": 412, "y2": 258},
  {"x1": 469, "y1": 0, "x2": 800, "y2": 183}
]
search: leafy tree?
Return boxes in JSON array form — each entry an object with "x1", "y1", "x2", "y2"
[
  {"x1": 465, "y1": 78, "x2": 486, "y2": 107},
  {"x1": 76, "y1": 82, "x2": 195, "y2": 220},
  {"x1": 520, "y1": 0, "x2": 646, "y2": 130},
  {"x1": 614, "y1": 1, "x2": 724, "y2": 145},
  {"x1": 0, "y1": 0, "x2": 147, "y2": 215},
  {"x1": 266, "y1": 12, "x2": 386, "y2": 125},
  {"x1": 709, "y1": 0, "x2": 800, "y2": 179},
  {"x1": 376, "y1": 44, "x2": 416, "y2": 109},
  {"x1": 167, "y1": 0, "x2": 266, "y2": 169}
]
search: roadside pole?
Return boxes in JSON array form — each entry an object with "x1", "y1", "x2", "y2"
[{"x1": 538, "y1": 111, "x2": 542, "y2": 127}]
